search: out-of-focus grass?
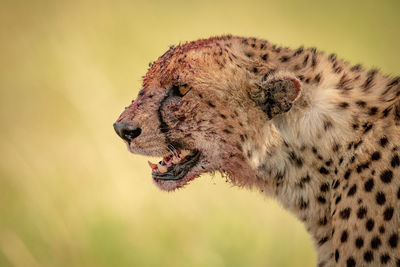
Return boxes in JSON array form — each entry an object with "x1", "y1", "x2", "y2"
[{"x1": 0, "y1": 0, "x2": 399, "y2": 266}]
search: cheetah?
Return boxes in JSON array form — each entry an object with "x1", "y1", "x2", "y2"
[{"x1": 114, "y1": 35, "x2": 400, "y2": 267}]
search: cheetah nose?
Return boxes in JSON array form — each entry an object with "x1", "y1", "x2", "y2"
[{"x1": 113, "y1": 122, "x2": 142, "y2": 143}]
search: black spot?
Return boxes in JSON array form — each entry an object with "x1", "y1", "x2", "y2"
[
  {"x1": 335, "y1": 249, "x2": 339, "y2": 262},
  {"x1": 311, "y1": 53, "x2": 317, "y2": 68},
  {"x1": 398, "y1": 186, "x2": 400, "y2": 199},
  {"x1": 375, "y1": 192, "x2": 386, "y2": 205},
  {"x1": 357, "y1": 207, "x2": 367, "y2": 219},
  {"x1": 355, "y1": 237, "x2": 364, "y2": 248},
  {"x1": 383, "y1": 207, "x2": 394, "y2": 221},
  {"x1": 347, "y1": 184, "x2": 357, "y2": 196},
  {"x1": 261, "y1": 53, "x2": 268, "y2": 61},
  {"x1": 388, "y1": 233, "x2": 398, "y2": 248},
  {"x1": 245, "y1": 52, "x2": 254, "y2": 58},
  {"x1": 317, "y1": 196, "x2": 326, "y2": 204},
  {"x1": 371, "y1": 151, "x2": 381, "y2": 161},
  {"x1": 391, "y1": 154, "x2": 400, "y2": 168},
  {"x1": 320, "y1": 183, "x2": 329, "y2": 192},
  {"x1": 379, "y1": 226, "x2": 385, "y2": 234},
  {"x1": 380, "y1": 170, "x2": 393, "y2": 183},
  {"x1": 318, "y1": 236, "x2": 329, "y2": 246},
  {"x1": 333, "y1": 143, "x2": 340, "y2": 152},
  {"x1": 340, "y1": 208, "x2": 351, "y2": 219},
  {"x1": 319, "y1": 167, "x2": 330, "y2": 175},
  {"x1": 356, "y1": 162, "x2": 370, "y2": 173},
  {"x1": 235, "y1": 143, "x2": 242, "y2": 152},
  {"x1": 363, "y1": 69, "x2": 377, "y2": 91},
  {"x1": 314, "y1": 73, "x2": 321, "y2": 83},
  {"x1": 337, "y1": 74, "x2": 353, "y2": 90},
  {"x1": 312, "y1": 146, "x2": 318, "y2": 154},
  {"x1": 341, "y1": 230, "x2": 348, "y2": 242},
  {"x1": 302, "y1": 54, "x2": 309, "y2": 67},
  {"x1": 364, "y1": 251, "x2": 373, "y2": 262},
  {"x1": 335, "y1": 195, "x2": 342, "y2": 204},
  {"x1": 396, "y1": 258, "x2": 400, "y2": 267},
  {"x1": 207, "y1": 101, "x2": 216, "y2": 108},
  {"x1": 356, "y1": 100, "x2": 367, "y2": 108},
  {"x1": 387, "y1": 77, "x2": 400, "y2": 87},
  {"x1": 319, "y1": 216, "x2": 328, "y2": 225},
  {"x1": 351, "y1": 64, "x2": 362, "y2": 72},
  {"x1": 366, "y1": 219, "x2": 375, "y2": 231},
  {"x1": 339, "y1": 102, "x2": 349, "y2": 108},
  {"x1": 334, "y1": 66, "x2": 343, "y2": 74},
  {"x1": 280, "y1": 55, "x2": 290, "y2": 62},
  {"x1": 346, "y1": 257, "x2": 356, "y2": 267},
  {"x1": 346, "y1": 143, "x2": 353, "y2": 151},
  {"x1": 289, "y1": 152, "x2": 303, "y2": 167},
  {"x1": 299, "y1": 198, "x2": 309, "y2": 209},
  {"x1": 380, "y1": 254, "x2": 390, "y2": 264},
  {"x1": 371, "y1": 236, "x2": 381, "y2": 249},
  {"x1": 332, "y1": 180, "x2": 340, "y2": 189},
  {"x1": 363, "y1": 123, "x2": 373, "y2": 133},
  {"x1": 223, "y1": 129, "x2": 232, "y2": 134},
  {"x1": 324, "y1": 120, "x2": 333, "y2": 131},
  {"x1": 275, "y1": 172, "x2": 284, "y2": 181},
  {"x1": 220, "y1": 114, "x2": 227, "y2": 119},
  {"x1": 293, "y1": 47, "x2": 304, "y2": 56},
  {"x1": 382, "y1": 107, "x2": 392, "y2": 117},
  {"x1": 344, "y1": 169, "x2": 351, "y2": 179},
  {"x1": 353, "y1": 140, "x2": 363, "y2": 149},
  {"x1": 380, "y1": 137, "x2": 388, "y2": 147},
  {"x1": 364, "y1": 178, "x2": 374, "y2": 192},
  {"x1": 369, "y1": 107, "x2": 378, "y2": 116},
  {"x1": 252, "y1": 67, "x2": 258, "y2": 73},
  {"x1": 246, "y1": 151, "x2": 252, "y2": 159},
  {"x1": 298, "y1": 175, "x2": 311, "y2": 188}
]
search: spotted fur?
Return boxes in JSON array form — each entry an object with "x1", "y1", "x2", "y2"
[{"x1": 115, "y1": 35, "x2": 400, "y2": 266}]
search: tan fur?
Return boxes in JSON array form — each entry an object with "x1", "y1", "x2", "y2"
[{"x1": 115, "y1": 36, "x2": 400, "y2": 266}]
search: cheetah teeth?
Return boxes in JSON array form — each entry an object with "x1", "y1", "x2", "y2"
[{"x1": 148, "y1": 150, "x2": 191, "y2": 173}]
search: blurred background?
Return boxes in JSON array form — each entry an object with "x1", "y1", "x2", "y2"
[{"x1": 0, "y1": 0, "x2": 399, "y2": 266}]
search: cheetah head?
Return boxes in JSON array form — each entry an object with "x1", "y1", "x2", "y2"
[{"x1": 114, "y1": 36, "x2": 301, "y2": 191}]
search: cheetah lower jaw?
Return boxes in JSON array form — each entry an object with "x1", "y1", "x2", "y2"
[{"x1": 148, "y1": 150, "x2": 201, "y2": 181}]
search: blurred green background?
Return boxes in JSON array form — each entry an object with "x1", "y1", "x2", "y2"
[{"x1": 0, "y1": 0, "x2": 399, "y2": 266}]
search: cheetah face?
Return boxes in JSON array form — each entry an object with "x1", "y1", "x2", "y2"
[
  {"x1": 114, "y1": 38, "x2": 300, "y2": 191},
  {"x1": 114, "y1": 78, "x2": 252, "y2": 191},
  {"x1": 113, "y1": 46, "x2": 261, "y2": 191}
]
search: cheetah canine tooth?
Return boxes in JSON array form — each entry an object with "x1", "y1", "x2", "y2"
[
  {"x1": 180, "y1": 150, "x2": 190, "y2": 157},
  {"x1": 157, "y1": 163, "x2": 168, "y2": 173}
]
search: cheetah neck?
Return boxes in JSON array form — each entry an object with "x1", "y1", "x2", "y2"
[{"x1": 249, "y1": 63, "x2": 399, "y2": 261}]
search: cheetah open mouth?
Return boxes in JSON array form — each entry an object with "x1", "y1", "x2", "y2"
[{"x1": 148, "y1": 150, "x2": 201, "y2": 183}]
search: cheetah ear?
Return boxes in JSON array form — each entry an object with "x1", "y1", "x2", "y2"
[{"x1": 248, "y1": 71, "x2": 301, "y2": 119}]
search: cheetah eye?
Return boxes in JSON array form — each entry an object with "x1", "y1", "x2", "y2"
[{"x1": 169, "y1": 84, "x2": 192, "y2": 97}]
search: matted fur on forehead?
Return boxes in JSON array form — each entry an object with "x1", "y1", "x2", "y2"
[{"x1": 142, "y1": 35, "x2": 238, "y2": 89}]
